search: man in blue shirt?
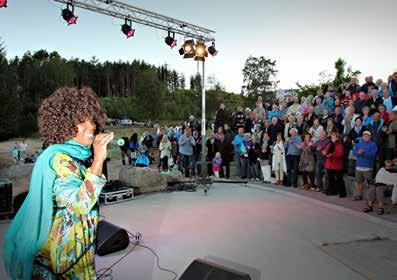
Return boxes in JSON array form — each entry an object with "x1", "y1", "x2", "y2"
[
  {"x1": 232, "y1": 127, "x2": 245, "y2": 177},
  {"x1": 352, "y1": 131, "x2": 377, "y2": 201},
  {"x1": 178, "y1": 127, "x2": 196, "y2": 177},
  {"x1": 284, "y1": 128, "x2": 302, "y2": 187}
]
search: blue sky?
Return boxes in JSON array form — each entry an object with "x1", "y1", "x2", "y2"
[{"x1": 1, "y1": 0, "x2": 396, "y2": 93}]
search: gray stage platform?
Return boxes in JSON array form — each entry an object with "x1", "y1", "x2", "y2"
[{"x1": 1, "y1": 183, "x2": 397, "y2": 280}]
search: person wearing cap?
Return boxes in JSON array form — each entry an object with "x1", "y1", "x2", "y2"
[
  {"x1": 352, "y1": 131, "x2": 378, "y2": 201},
  {"x1": 368, "y1": 111, "x2": 387, "y2": 169}
]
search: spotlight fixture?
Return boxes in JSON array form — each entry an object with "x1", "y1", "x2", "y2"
[
  {"x1": 194, "y1": 42, "x2": 208, "y2": 61},
  {"x1": 181, "y1": 39, "x2": 195, "y2": 59},
  {"x1": 208, "y1": 42, "x2": 218, "y2": 56},
  {"x1": 121, "y1": 19, "x2": 135, "y2": 38},
  {"x1": 62, "y1": 3, "x2": 78, "y2": 25},
  {"x1": 0, "y1": 0, "x2": 7, "y2": 8},
  {"x1": 165, "y1": 31, "x2": 177, "y2": 48}
]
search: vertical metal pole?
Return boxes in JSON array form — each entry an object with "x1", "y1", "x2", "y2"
[{"x1": 201, "y1": 60, "x2": 207, "y2": 178}]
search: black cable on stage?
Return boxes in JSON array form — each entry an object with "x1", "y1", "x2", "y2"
[
  {"x1": 126, "y1": 230, "x2": 178, "y2": 280},
  {"x1": 97, "y1": 243, "x2": 137, "y2": 280},
  {"x1": 96, "y1": 228, "x2": 177, "y2": 280}
]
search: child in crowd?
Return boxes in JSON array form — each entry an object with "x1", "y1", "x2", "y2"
[{"x1": 212, "y1": 152, "x2": 222, "y2": 178}]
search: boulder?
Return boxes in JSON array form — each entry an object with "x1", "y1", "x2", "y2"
[
  {"x1": 164, "y1": 170, "x2": 191, "y2": 184},
  {"x1": 119, "y1": 166, "x2": 167, "y2": 193}
]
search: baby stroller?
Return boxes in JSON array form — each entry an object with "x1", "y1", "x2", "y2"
[{"x1": 135, "y1": 145, "x2": 151, "y2": 167}]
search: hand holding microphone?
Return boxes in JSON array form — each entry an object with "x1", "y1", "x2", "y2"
[
  {"x1": 93, "y1": 132, "x2": 114, "y2": 163},
  {"x1": 92, "y1": 132, "x2": 114, "y2": 177}
]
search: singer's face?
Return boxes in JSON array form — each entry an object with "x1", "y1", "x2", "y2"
[{"x1": 73, "y1": 118, "x2": 97, "y2": 146}]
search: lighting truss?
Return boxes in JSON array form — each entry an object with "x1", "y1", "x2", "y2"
[{"x1": 53, "y1": 0, "x2": 216, "y2": 42}]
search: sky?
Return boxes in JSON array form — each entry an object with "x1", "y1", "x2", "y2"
[{"x1": 0, "y1": 0, "x2": 396, "y2": 93}]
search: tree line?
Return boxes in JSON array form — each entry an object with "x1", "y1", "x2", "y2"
[{"x1": 0, "y1": 40, "x2": 257, "y2": 140}]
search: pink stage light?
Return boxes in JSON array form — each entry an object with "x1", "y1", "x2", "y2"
[{"x1": 0, "y1": 0, "x2": 7, "y2": 8}]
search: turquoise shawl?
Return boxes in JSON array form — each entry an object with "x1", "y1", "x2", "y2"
[{"x1": 3, "y1": 140, "x2": 92, "y2": 280}]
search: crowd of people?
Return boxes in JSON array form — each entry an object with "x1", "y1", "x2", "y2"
[{"x1": 118, "y1": 73, "x2": 397, "y2": 214}]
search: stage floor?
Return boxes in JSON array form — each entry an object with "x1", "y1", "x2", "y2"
[{"x1": 1, "y1": 183, "x2": 397, "y2": 280}]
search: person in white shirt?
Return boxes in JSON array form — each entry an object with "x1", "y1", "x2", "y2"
[{"x1": 309, "y1": 118, "x2": 324, "y2": 143}]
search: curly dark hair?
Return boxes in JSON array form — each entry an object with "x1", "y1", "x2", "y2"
[{"x1": 38, "y1": 87, "x2": 105, "y2": 147}]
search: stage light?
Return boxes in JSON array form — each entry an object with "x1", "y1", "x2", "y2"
[
  {"x1": 194, "y1": 42, "x2": 208, "y2": 61},
  {"x1": 0, "y1": 0, "x2": 7, "y2": 8},
  {"x1": 121, "y1": 19, "x2": 135, "y2": 38},
  {"x1": 181, "y1": 39, "x2": 195, "y2": 59},
  {"x1": 62, "y1": 3, "x2": 78, "y2": 25},
  {"x1": 183, "y1": 40, "x2": 194, "y2": 53},
  {"x1": 208, "y1": 42, "x2": 218, "y2": 56},
  {"x1": 165, "y1": 31, "x2": 177, "y2": 48}
]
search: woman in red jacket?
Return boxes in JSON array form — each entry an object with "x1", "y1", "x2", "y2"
[{"x1": 323, "y1": 132, "x2": 347, "y2": 197}]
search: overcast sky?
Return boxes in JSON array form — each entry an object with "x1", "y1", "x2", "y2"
[{"x1": 1, "y1": 0, "x2": 396, "y2": 93}]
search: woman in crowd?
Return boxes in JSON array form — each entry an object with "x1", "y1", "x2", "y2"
[
  {"x1": 362, "y1": 106, "x2": 373, "y2": 127},
  {"x1": 248, "y1": 135, "x2": 261, "y2": 180},
  {"x1": 324, "y1": 132, "x2": 346, "y2": 197},
  {"x1": 342, "y1": 106, "x2": 354, "y2": 135},
  {"x1": 272, "y1": 133, "x2": 287, "y2": 185},
  {"x1": 4, "y1": 87, "x2": 112, "y2": 279},
  {"x1": 299, "y1": 133, "x2": 315, "y2": 190},
  {"x1": 159, "y1": 134, "x2": 172, "y2": 173},
  {"x1": 296, "y1": 113, "x2": 307, "y2": 135},
  {"x1": 284, "y1": 114, "x2": 296, "y2": 140},
  {"x1": 214, "y1": 132, "x2": 233, "y2": 179},
  {"x1": 325, "y1": 118, "x2": 338, "y2": 137},
  {"x1": 309, "y1": 117, "x2": 323, "y2": 143},
  {"x1": 320, "y1": 109, "x2": 330, "y2": 128},
  {"x1": 304, "y1": 105, "x2": 315, "y2": 128},
  {"x1": 260, "y1": 132, "x2": 271, "y2": 183},
  {"x1": 348, "y1": 117, "x2": 366, "y2": 143}
]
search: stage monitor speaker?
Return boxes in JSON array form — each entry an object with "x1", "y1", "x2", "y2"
[
  {"x1": 96, "y1": 220, "x2": 130, "y2": 256},
  {"x1": 180, "y1": 258, "x2": 252, "y2": 280}
]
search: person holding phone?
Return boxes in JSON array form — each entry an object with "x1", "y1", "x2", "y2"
[{"x1": 3, "y1": 87, "x2": 113, "y2": 280}]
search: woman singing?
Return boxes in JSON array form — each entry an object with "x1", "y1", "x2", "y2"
[{"x1": 3, "y1": 87, "x2": 114, "y2": 279}]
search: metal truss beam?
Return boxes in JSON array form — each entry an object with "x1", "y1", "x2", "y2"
[{"x1": 53, "y1": 0, "x2": 216, "y2": 42}]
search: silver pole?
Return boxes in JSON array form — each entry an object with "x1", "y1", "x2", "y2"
[{"x1": 201, "y1": 60, "x2": 206, "y2": 178}]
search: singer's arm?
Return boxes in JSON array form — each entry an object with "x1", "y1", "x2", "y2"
[{"x1": 52, "y1": 153, "x2": 106, "y2": 215}]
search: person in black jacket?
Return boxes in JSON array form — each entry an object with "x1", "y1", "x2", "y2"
[
  {"x1": 191, "y1": 130, "x2": 202, "y2": 176},
  {"x1": 248, "y1": 135, "x2": 261, "y2": 180},
  {"x1": 214, "y1": 103, "x2": 228, "y2": 132},
  {"x1": 368, "y1": 88, "x2": 383, "y2": 115},
  {"x1": 119, "y1": 133, "x2": 131, "y2": 166},
  {"x1": 214, "y1": 132, "x2": 233, "y2": 178},
  {"x1": 267, "y1": 117, "x2": 284, "y2": 145},
  {"x1": 233, "y1": 107, "x2": 245, "y2": 133},
  {"x1": 354, "y1": 92, "x2": 369, "y2": 114},
  {"x1": 348, "y1": 117, "x2": 367, "y2": 143},
  {"x1": 360, "y1": 76, "x2": 376, "y2": 93}
]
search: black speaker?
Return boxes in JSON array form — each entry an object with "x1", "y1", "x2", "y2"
[
  {"x1": 0, "y1": 179, "x2": 12, "y2": 214},
  {"x1": 96, "y1": 220, "x2": 130, "y2": 256},
  {"x1": 180, "y1": 259, "x2": 252, "y2": 280}
]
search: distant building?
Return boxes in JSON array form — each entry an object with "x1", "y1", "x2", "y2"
[{"x1": 276, "y1": 89, "x2": 298, "y2": 100}]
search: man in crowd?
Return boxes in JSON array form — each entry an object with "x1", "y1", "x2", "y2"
[
  {"x1": 215, "y1": 103, "x2": 228, "y2": 132},
  {"x1": 352, "y1": 131, "x2": 377, "y2": 201},
  {"x1": 284, "y1": 128, "x2": 302, "y2": 188},
  {"x1": 232, "y1": 127, "x2": 245, "y2": 177},
  {"x1": 178, "y1": 127, "x2": 196, "y2": 177}
]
